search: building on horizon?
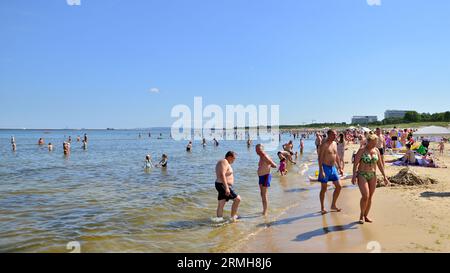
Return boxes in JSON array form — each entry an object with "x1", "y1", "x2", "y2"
[
  {"x1": 351, "y1": 116, "x2": 378, "y2": 125},
  {"x1": 384, "y1": 110, "x2": 413, "y2": 119}
]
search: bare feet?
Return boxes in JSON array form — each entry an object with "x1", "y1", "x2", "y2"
[
  {"x1": 230, "y1": 215, "x2": 240, "y2": 222},
  {"x1": 331, "y1": 207, "x2": 342, "y2": 212},
  {"x1": 358, "y1": 219, "x2": 364, "y2": 225},
  {"x1": 364, "y1": 216, "x2": 373, "y2": 223},
  {"x1": 320, "y1": 210, "x2": 328, "y2": 215}
]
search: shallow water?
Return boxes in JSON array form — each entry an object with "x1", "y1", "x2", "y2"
[{"x1": 0, "y1": 129, "x2": 319, "y2": 252}]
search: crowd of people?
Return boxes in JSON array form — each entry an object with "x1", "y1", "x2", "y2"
[
  {"x1": 10, "y1": 133, "x2": 89, "y2": 155},
  {"x1": 213, "y1": 126, "x2": 447, "y2": 225},
  {"x1": 8, "y1": 126, "x2": 446, "y2": 226}
]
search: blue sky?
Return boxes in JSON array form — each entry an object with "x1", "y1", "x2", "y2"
[{"x1": 1, "y1": 0, "x2": 449, "y2": 129}]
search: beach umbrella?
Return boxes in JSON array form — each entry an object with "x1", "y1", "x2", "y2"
[{"x1": 414, "y1": 126, "x2": 450, "y2": 138}]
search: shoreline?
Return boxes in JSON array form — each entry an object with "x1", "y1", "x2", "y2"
[{"x1": 233, "y1": 142, "x2": 450, "y2": 253}]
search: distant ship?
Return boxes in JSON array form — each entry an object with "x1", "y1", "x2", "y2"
[{"x1": 107, "y1": 128, "x2": 115, "y2": 130}]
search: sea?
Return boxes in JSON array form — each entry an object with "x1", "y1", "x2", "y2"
[{"x1": 0, "y1": 128, "x2": 321, "y2": 253}]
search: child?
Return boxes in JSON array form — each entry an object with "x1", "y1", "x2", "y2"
[
  {"x1": 144, "y1": 155, "x2": 154, "y2": 169},
  {"x1": 278, "y1": 156, "x2": 288, "y2": 176},
  {"x1": 158, "y1": 154, "x2": 168, "y2": 168},
  {"x1": 439, "y1": 140, "x2": 445, "y2": 156}
]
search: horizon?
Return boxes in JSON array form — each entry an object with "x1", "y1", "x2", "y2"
[{"x1": 1, "y1": 0, "x2": 450, "y2": 128}]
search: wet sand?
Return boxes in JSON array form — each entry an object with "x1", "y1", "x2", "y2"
[{"x1": 233, "y1": 142, "x2": 450, "y2": 253}]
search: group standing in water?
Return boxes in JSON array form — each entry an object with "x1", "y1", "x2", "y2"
[
  {"x1": 211, "y1": 128, "x2": 393, "y2": 225},
  {"x1": 10, "y1": 134, "x2": 88, "y2": 155}
]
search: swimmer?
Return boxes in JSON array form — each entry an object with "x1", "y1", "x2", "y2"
[
  {"x1": 76, "y1": 136, "x2": 81, "y2": 142},
  {"x1": 213, "y1": 138, "x2": 219, "y2": 147},
  {"x1": 157, "y1": 154, "x2": 168, "y2": 168},
  {"x1": 282, "y1": 140, "x2": 294, "y2": 154},
  {"x1": 82, "y1": 140, "x2": 88, "y2": 150},
  {"x1": 68, "y1": 136, "x2": 72, "y2": 143},
  {"x1": 38, "y1": 138, "x2": 45, "y2": 145},
  {"x1": 278, "y1": 156, "x2": 288, "y2": 176},
  {"x1": 278, "y1": 150, "x2": 296, "y2": 165},
  {"x1": 257, "y1": 144, "x2": 277, "y2": 216},
  {"x1": 48, "y1": 143, "x2": 53, "y2": 151},
  {"x1": 144, "y1": 155, "x2": 154, "y2": 169},
  {"x1": 11, "y1": 136, "x2": 16, "y2": 151},
  {"x1": 63, "y1": 141, "x2": 70, "y2": 155},
  {"x1": 247, "y1": 138, "x2": 252, "y2": 148},
  {"x1": 186, "y1": 141, "x2": 193, "y2": 152},
  {"x1": 202, "y1": 138, "x2": 207, "y2": 147},
  {"x1": 83, "y1": 133, "x2": 88, "y2": 143}
]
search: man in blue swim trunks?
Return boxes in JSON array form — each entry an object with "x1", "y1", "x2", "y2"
[{"x1": 318, "y1": 130, "x2": 344, "y2": 215}]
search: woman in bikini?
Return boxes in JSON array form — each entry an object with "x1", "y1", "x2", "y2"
[{"x1": 352, "y1": 132, "x2": 390, "y2": 224}]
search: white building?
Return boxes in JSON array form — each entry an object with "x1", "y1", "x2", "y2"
[
  {"x1": 351, "y1": 116, "x2": 378, "y2": 124},
  {"x1": 384, "y1": 110, "x2": 412, "y2": 119}
]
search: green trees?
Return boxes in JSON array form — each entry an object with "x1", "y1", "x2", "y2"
[
  {"x1": 377, "y1": 111, "x2": 449, "y2": 125},
  {"x1": 404, "y1": 111, "x2": 420, "y2": 122}
]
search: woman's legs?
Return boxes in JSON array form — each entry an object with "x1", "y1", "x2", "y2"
[
  {"x1": 364, "y1": 176, "x2": 378, "y2": 222},
  {"x1": 357, "y1": 176, "x2": 370, "y2": 223}
]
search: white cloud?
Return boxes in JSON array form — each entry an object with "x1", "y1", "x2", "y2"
[
  {"x1": 367, "y1": 0, "x2": 381, "y2": 6},
  {"x1": 149, "y1": 88, "x2": 160, "y2": 94},
  {"x1": 67, "y1": 0, "x2": 81, "y2": 6}
]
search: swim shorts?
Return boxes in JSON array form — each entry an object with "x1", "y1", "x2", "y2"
[
  {"x1": 391, "y1": 136, "x2": 398, "y2": 141},
  {"x1": 318, "y1": 164, "x2": 340, "y2": 183},
  {"x1": 259, "y1": 174, "x2": 272, "y2": 187},
  {"x1": 215, "y1": 182, "x2": 238, "y2": 201},
  {"x1": 378, "y1": 147, "x2": 385, "y2": 155}
]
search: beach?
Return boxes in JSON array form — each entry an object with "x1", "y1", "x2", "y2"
[
  {"x1": 233, "y1": 142, "x2": 450, "y2": 253},
  {"x1": 1, "y1": 129, "x2": 449, "y2": 253}
]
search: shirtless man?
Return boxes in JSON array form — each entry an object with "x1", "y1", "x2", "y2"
[
  {"x1": 283, "y1": 140, "x2": 294, "y2": 154},
  {"x1": 390, "y1": 126, "x2": 399, "y2": 149},
  {"x1": 318, "y1": 130, "x2": 344, "y2": 215},
  {"x1": 256, "y1": 144, "x2": 277, "y2": 216},
  {"x1": 375, "y1": 128, "x2": 386, "y2": 166},
  {"x1": 315, "y1": 132, "x2": 323, "y2": 154},
  {"x1": 215, "y1": 151, "x2": 241, "y2": 221},
  {"x1": 38, "y1": 138, "x2": 45, "y2": 145}
]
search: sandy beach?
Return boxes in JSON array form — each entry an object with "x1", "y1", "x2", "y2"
[{"x1": 233, "y1": 142, "x2": 450, "y2": 253}]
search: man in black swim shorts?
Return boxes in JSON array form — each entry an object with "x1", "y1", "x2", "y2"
[{"x1": 215, "y1": 151, "x2": 241, "y2": 221}]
